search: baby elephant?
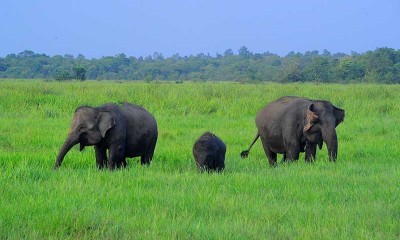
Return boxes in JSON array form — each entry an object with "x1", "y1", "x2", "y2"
[{"x1": 193, "y1": 132, "x2": 226, "y2": 172}]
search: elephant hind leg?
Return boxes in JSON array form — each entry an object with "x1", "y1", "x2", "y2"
[
  {"x1": 282, "y1": 153, "x2": 287, "y2": 162},
  {"x1": 140, "y1": 156, "x2": 150, "y2": 165},
  {"x1": 141, "y1": 137, "x2": 157, "y2": 165},
  {"x1": 141, "y1": 150, "x2": 154, "y2": 165},
  {"x1": 260, "y1": 137, "x2": 277, "y2": 167}
]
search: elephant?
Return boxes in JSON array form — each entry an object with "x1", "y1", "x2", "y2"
[
  {"x1": 54, "y1": 102, "x2": 158, "y2": 170},
  {"x1": 241, "y1": 96, "x2": 345, "y2": 166},
  {"x1": 193, "y1": 132, "x2": 226, "y2": 172}
]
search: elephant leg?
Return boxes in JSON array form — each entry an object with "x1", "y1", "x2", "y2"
[
  {"x1": 141, "y1": 138, "x2": 157, "y2": 165},
  {"x1": 285, "y1": 144, "x2": 300, "y2": 161},
  {"x1": 121, "y1": 159, "x2": 127, "y2": 168},
  {"x1": 108, "y1": 145, "x2": 125, "y2": 170},
  {"x1": 260, "y1": 137, "x2": 277, "y2": 166},
  {"x1": 282, "y1": 153, "x2": 287, "y2": 162},
  {"x1": 305, "y1": 142, "x2": 317, "y2": 162},
  {"x1": 115, "y1": 158, "x2": 127, "y2": 168},
  {"x1": 141, "y1": 155, "x2": 151, "y2": 165},
  {"x1": 217, "y1": 155, "x2": 225, "y2": 172},
  {"x1": 94, "y1": 145, "x2": 107, "y2": 169}
]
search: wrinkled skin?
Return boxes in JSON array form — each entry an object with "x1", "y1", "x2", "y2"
[
  {"x1": 241, "y1": 96, "x2": 345, "y2": 166},
  {"x1": 193, "y1": 132, "x2": 226, "y2": 172},
  {"x1": 54, "y1": 102, "x2": 158, "y2": 170}
]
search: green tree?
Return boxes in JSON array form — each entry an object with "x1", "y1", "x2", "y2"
[
  {"x1": 223, "y1": 49, "x2": 234, "y2": 57},
  {"x1": 336, "y1": 58, "x2": 366, "y2": 82},
  {"x1": 362, "y1": 48, "x2": 399, "y2": 83},
  {"x1": 303, "y1": 56, "x2": 335, "y2": 82},
  {"x1": 279, "y1": 52, "x2": 304, "y2": 83},
  {"x1": 73, "y1": 66, "x2": 87, "y2": 81},
  {"x1": 54, "y1": 70, "x2": 73, "y2": 81},
  {"x1": 238, "y1": 46, "x2": 252, "y2": 58}
]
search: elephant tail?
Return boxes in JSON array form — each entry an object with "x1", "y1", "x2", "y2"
[{"x1": 240, "y1": 133, "x2": 260, "y2": 159}]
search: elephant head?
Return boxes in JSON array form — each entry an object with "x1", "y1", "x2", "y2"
[
  {"x1": 303, "y1": 101, "x2": 345, "y2": 161},
  {"x1": 54, "y1": 106, "x2": 115, "y2": 169}
]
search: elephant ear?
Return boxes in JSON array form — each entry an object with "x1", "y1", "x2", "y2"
[
  {"x1": 303, "y1": 104, "x2": 318, "y2": 132},
  {"x1": 333, "y1": 106, "x2": 345, "y2": 127},
  {"x1": 97, "y1": 111, "x2": 116, "y2": 138}
]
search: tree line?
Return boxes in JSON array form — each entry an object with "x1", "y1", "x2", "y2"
[{"x1": 0, "y1": 47, "x2": 399, "y2": 83}]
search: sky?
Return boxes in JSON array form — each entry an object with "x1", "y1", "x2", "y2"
[{"x1": 1, "y1": 0, "x2": 399, "y2": 58}]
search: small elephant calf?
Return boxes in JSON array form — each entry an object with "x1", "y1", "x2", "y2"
[{"x1": 193, "y1": 132, "x2": 226, "y2": 172}]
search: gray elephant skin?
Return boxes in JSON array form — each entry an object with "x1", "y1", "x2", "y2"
[
  {"x1": 54, "y1": 102, "x2": 158, "y2": 170},
  {"x1": 241, "y1": 96, "x2": 345, "y2": 166},
  {"x1": 193, "y1": 132, "x2": 226, "y2": 172}
]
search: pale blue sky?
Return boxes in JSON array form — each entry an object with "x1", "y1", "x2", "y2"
[{"x1": 1, "y1": 0, "x2": 399, "y2": 58}]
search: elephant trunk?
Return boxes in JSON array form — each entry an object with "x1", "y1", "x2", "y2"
[
  {"x1": 322, "y1": 126, "x2": 338, "y2": 161},
  {"x1": 54, "y1": 133, "x2": 79, "y2": 170}
]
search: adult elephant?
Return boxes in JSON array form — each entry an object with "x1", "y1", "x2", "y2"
[
  {"x1": 241, "y1": 96, "x2": 345, "y2": 166},
  {"x1": 54, "y1": 102, "x2": 158, "y2": 170}
]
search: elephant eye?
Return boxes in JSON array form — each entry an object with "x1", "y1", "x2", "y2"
[{"x1": 77, "y1": 125, "x2": 86, "y2": 132}]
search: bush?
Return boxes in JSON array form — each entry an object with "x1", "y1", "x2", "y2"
[{"x1": 54, "y1": 70, "x2": 73, "y2": 81}]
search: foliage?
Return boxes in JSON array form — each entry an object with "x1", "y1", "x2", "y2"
[
  {"x1": 73, "y1": 66, "x2": 87, "y2": 81},
  {"x1": 1, "y1": 48, "x2": 400, "y2": 83},
  {"x1": 0, "y1": 80, "x2": 399, "y2": 239},
  {"x1": 54, "y1": 70, "x2": 73, "y2": 81}
]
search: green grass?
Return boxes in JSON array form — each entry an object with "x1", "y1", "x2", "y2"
[{"x1": 0, "y1": 80, "x2": 399, "y2": 239}]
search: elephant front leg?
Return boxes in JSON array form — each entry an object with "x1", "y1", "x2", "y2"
[
  {"x1": 108, "y1": 145, "x2": 125, "y2": 170},
  {"x1": 94, "y1": 145, "x2": 107, "y2": 169},
  {"x1": 116, "y1": 158, "x2": 127, "y2": 168},
  {"x1": 305, "y1": 142, "x2": 317, "y2": 162},
  {"x1": 285, "y1": 143, "x2": 300, "y2": 162}
]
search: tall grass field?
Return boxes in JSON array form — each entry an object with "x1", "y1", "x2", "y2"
[{"x1": 0, "y1": 80, "x2": 399, "y2": 239}]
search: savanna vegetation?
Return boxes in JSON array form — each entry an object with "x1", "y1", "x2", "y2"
[
  {"x1": 0, "y1": 80, "x2": 399, "y2": 239},
  {"x1": 1, "y1": 47, "x2": 400, "y2": 83}
]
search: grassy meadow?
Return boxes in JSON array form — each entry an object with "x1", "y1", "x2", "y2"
[{"x1": 0, "y1": 79, "x2": 399, "y2": 239}]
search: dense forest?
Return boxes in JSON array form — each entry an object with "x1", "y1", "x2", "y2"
[{"x1": 0, "y1": 47, "x2": 399, "y2": 83}]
